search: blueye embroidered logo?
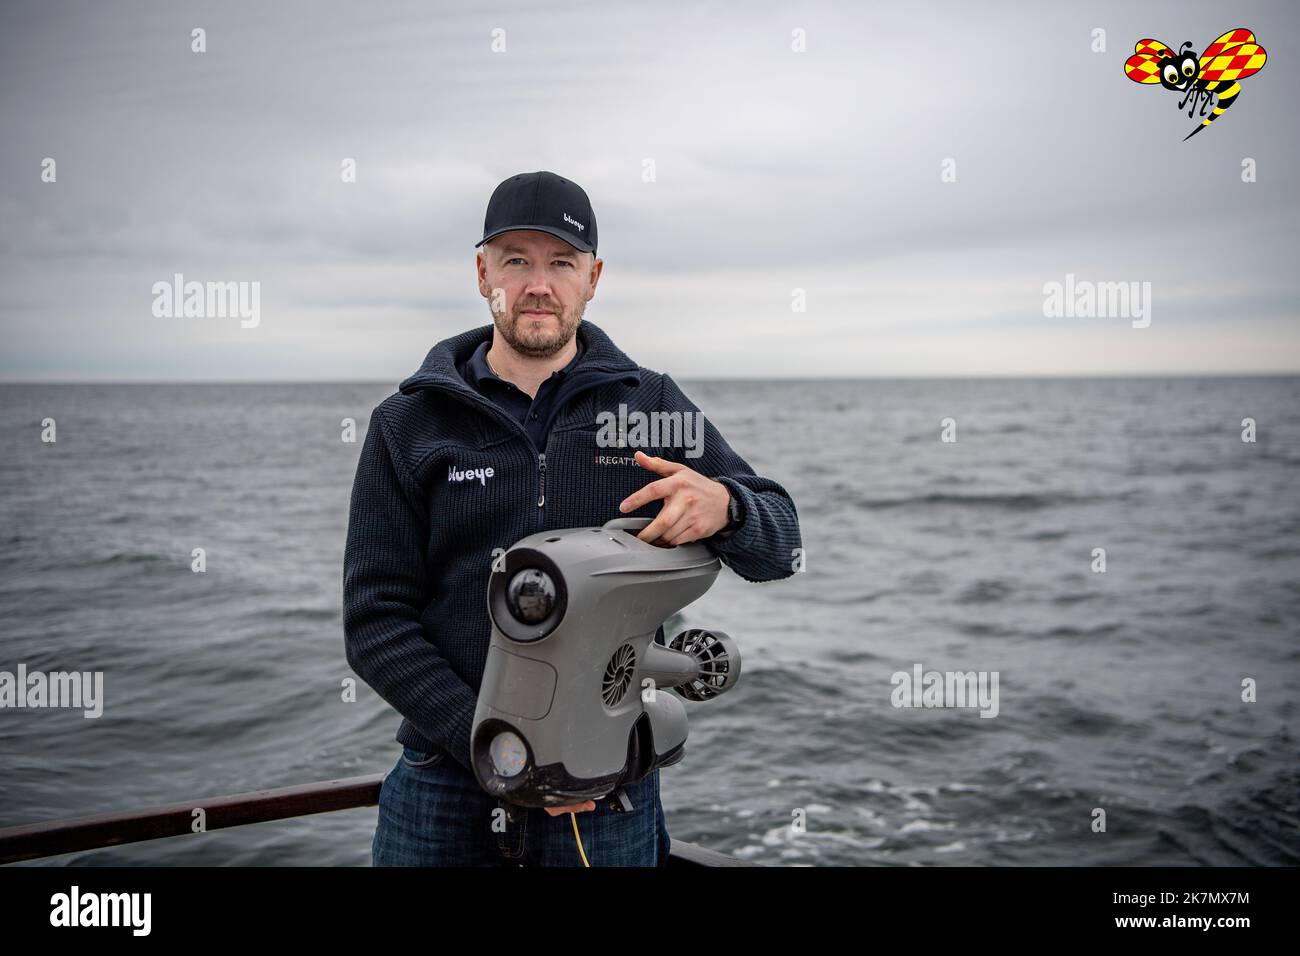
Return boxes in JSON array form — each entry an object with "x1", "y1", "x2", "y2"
[
  {"x1": 1124, "y1": 28, "x2": 1267, "y2": 141},
  {"x1": 563, "y1": 212, "x2": 585, "y2": 233},
  {"x1": 448, "y1": 464, "x2": 495, "y2": 486}
]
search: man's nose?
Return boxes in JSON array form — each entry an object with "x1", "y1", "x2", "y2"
[{"x1": 522, "y1": 270, "x2": 554, "y2": 299}]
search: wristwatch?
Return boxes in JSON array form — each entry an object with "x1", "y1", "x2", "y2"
[{"x1": 717, "y1": 484, "x2": 745, "y2": 539}]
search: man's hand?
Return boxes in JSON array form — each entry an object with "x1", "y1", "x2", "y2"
[
  {"x1": 617, "y1": 451, "x2": 731, "y2": 547},
  {"x1": 545, "y1": 799, "x2": 596, "y2": 816}
]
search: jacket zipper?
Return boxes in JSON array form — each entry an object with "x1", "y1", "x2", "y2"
[{"x1": 537, "y1": 453, "x2": 546, "y2": 530}]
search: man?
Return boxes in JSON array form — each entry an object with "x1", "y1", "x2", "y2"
[{"x1": 344, "y1": 170, "x2": 802, "y2": 867}]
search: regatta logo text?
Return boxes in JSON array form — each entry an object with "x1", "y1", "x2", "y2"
[
  {"x1": 595, "y1": 404, "x2": 704, "y2": 458},
  {"x1": 448, "y1": 465, "x2": 496, "y2": 486},
  {"x1": 50, "y1": 885, "x2": 151, "y2": 936},
  {"x1": 890, "y1": 663, "x2": 1000, "y2": 718}
]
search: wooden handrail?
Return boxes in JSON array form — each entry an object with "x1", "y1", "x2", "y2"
[
  {"x1": 0, "y1": 774, "x2": 758, "y2": 866},
  {"x1": 0, "y1": 774, "x2": 386, "y2": 865}
]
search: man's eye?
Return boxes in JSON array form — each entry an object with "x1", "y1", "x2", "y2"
[{"x1": 504, "y1": 257, "x2": 570, "y2": 267}]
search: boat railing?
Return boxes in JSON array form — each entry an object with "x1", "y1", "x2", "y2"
[{"x1": 0, "y1": 774, "x2": 758, "y2": 867}]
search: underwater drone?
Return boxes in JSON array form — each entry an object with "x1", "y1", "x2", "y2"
[{"x1": 471, "y1": 516, "x2": 741, "y2": 810}]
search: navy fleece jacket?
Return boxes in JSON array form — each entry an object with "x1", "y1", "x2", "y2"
[{"x1": 343, "y1": 319, "x2": 802, "y2": 771}]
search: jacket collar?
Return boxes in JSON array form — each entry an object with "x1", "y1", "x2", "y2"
[{"x1": 399, "y1": 319, "x2": 641, "y2": 399}]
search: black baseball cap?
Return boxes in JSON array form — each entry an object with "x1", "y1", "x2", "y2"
[{"x1": 475, "y1": 171, "x2": 598, "y2": 256}]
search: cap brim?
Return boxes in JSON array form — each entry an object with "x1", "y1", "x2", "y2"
[{"x1": 475, "y1": 225, "x2": 594, "y2": 254}]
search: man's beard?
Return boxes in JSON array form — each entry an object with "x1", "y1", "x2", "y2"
[{"x1": 492, "y1": 297, "x2": 585, "y2": 358}]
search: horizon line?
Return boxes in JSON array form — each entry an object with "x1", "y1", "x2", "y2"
[{"x1": 2, "y1": 370, "x2": 1298, "y2": 386}]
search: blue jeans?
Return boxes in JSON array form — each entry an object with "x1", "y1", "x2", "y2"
[{"x1": 371, "y1": 746, "x2": 671, "y2": 866}]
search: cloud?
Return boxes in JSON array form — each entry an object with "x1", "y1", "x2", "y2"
[{"x1": 1, "y1": 0, "x2": 1296, "y2": 379}]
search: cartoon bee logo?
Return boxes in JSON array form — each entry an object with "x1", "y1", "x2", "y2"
[{"x1": 1124, "y1": 28, "x2": 1267, "y2": 140}]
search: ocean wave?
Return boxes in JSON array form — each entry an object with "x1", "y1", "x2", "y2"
[
  {"x1": 851, "y1": 491, "x2": 1115, "y2": 512},
  {"x1": 955, "y1": 579, "x2": 1015, "y2": 605}
]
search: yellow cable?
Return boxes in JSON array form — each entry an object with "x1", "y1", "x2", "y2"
[{"x1": 569, "y1": 811, "x2": 591, "y2": 867}]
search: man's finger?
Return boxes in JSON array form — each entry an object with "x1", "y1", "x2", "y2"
[
  {"x1": 633, "y1": 450, "x2": 686, "y2": 476},
  {"x1": 618, "y1": 475, "x2": 675, "y2": 514},
  {"x1": 638, "y1": 500, "x2": 685, "y2": 546},
  {"x1": 545, "y1": 800, "x2": 596, "y2": 816},
  {"x1": 658, "y1": 511, "x2": 699, "y2": 546}
]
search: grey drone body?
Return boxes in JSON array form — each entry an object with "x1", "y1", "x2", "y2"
[{"x1": 471, "y1": 517, "x2": 741, "y2": 807}]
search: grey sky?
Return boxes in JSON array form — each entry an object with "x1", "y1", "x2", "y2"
[{"x1": 1, "y1": 0, "x2": 1297, "y2": 381}]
